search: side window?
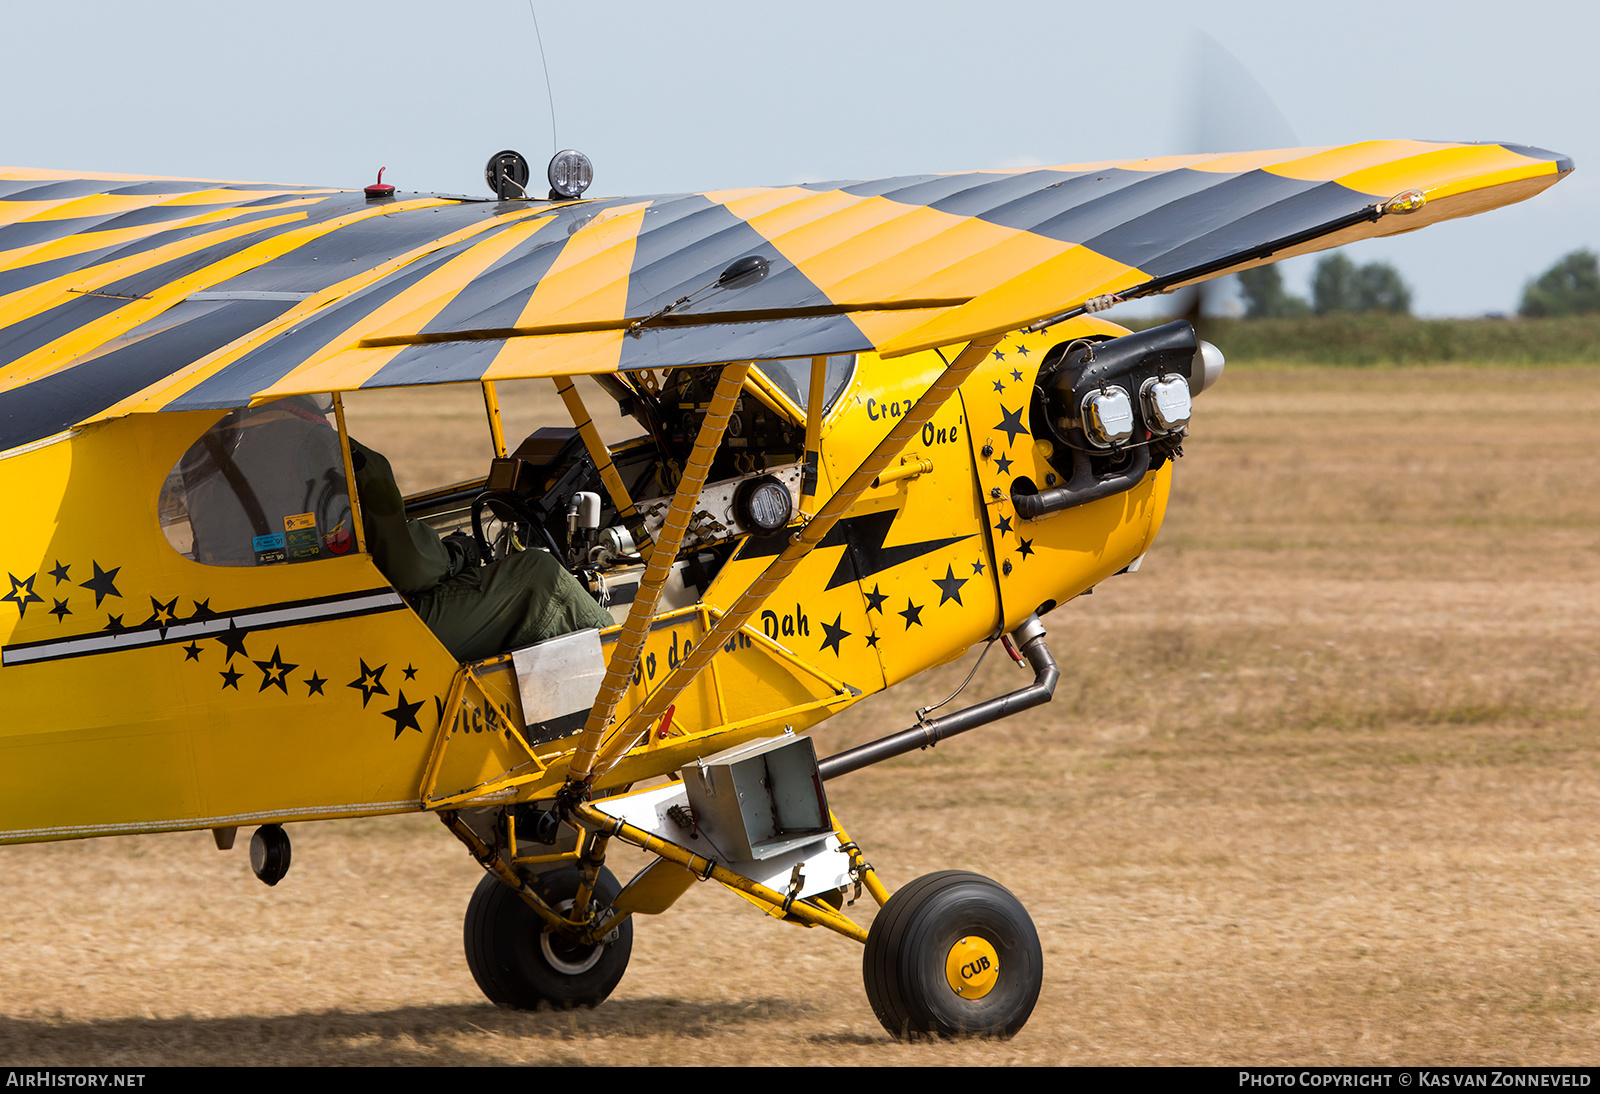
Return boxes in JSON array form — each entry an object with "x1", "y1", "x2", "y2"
[{"x1": 159, "y1": 397, "x2": 355, "y2": 566}]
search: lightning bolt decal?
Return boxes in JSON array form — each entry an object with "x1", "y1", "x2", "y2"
[{"x1": 738, "y1": 508, "x2": 972, "y2": 591}]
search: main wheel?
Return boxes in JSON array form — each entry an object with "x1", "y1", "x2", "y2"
[
  {"x1": 862, "y1": 871, "x2": 1043, "y2": 1039},
  {"x1": 463, "y1": 866, "x2": 633, "y2": 1010}
]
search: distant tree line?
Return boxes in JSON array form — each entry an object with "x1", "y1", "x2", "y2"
[
  {"x1": 1239, "y1": 254, "x2": 1410, "y2": 319},
  {"x1": 1519, "y1": 249, "x2": 1600, "y2": 317},
  {"x1": 1236, "y1": 248, "x2": 1600, "y2": 320}
]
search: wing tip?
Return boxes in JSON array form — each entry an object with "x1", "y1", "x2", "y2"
[{"x1": 1476, "y1": 142, "x2": 1574, "y2": 175}]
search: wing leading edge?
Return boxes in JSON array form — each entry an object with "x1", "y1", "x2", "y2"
[{"x1": 0, "y1": 140, "x2": 1571, "y2": 452}]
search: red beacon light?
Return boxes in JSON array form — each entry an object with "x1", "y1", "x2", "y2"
[{"x1": 364, "y1": 168, "x2": 396, "y2": 199}]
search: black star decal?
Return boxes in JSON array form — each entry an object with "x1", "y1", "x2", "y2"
[
  {"x1": 899, "y1": 599, "x2": 924, "y2": 629},
  {"x1": 863, "y1": 584, "x2": 888, "y2": 613},
  {"x1": 146, "y1": 595, "x2": 178, "y2": 638},
  {"x1": 348, "y1": 659, "x2": 389, "y2": 708},
  {"x1": 183, "y1": 642, "x2": 203, "y2": 661},
  {"x1": 1017, "y1": 537, "x2": 1036, "y2": 559},
  {"x1": 994, "y1": 514, "x2": 1013, "y2": 537},
  {"x1": 819, "y1": 613, "x2": 851, "y2": 656},
  {"x1": 403, "y1": 664, "x2": 418, "y2": 681},
  {"x1": 189, "y1": 598, "x2": 215, "y2": 621},
  {"x1": 1014, "y1": 344, "x2": 1029, "y2": 357},
  {"x1": 305, "y1": 672, "x2": 327, "y2": 696},
  {"x1": 994, "y1": 405, "x2": 1029, "y2": 447},
  {"x1": 215, "y1": 620, "x2": 250, "y2": 663},
  {"x1": 2, "y1": 573, "x2": 44, "y2": 618},
  {"x1": 50, "y1": 599, "x2": 71, "y2": 622},
  {"x1": 80, "y1": 562, "x2": 120, "y2": 608},
  {"x1": 1011, "y1": 368, "x2": 1024, "y2": 382},
  {"x1": 992, "y1": 349, "x2": 1005, "y2": 361},
  {"x1": 994, "y1": 453, "x2": 1013, "y2": 475},
  {"x1": 973, "y1": 558, "x2": 986, "y2": 575},
  {"x1": 48, "y1": 561, "x2": 70, "y2": 585},
  {"x1": 991, "y1": 379, "x2": 1005, "y2": 393},
  {"x1": 104, "y1": 614, "x2": 125, "y2": 634},
  {"x1": 865, "y1": 631, "x2": 880, "y2": 649},
  {"x1": 381, "y1": 690, "x2": 424, "y2": 739},
  {"x1": 253, "y1": 646, "x2": 299, "y2": 694},
  {"x1": 933, "y1": 565, "x2": 969, "y2": 607},
  {"x1": 220, "y1": 665, "x2": 242, "y2": 690}
]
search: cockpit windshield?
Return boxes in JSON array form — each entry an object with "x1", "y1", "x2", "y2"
[{"x1": 752, "y1": 355, "x2": 856, "y2": 418}]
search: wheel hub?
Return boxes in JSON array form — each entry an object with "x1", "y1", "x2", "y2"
[
  {"x1": 944, "y1": 935, "x2": 1001, "y2": 1000},
  {"x1": 540, "y1": 897, "x2": 605, "y2": 975}
]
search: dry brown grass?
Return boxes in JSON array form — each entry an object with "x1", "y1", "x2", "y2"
[{"x1": 3, "y1": 365, "x2": 1598, "y2": 1065}]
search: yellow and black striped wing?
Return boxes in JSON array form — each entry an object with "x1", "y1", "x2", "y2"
[{"x1": 0, "y1": 140, "x2": 1571, "y2": 452}]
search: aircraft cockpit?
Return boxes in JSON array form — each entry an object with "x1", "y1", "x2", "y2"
[
  {"x1": 384, "y1": 357, "x2": 857, "y2": 630},
  {"x1": 155, "y1": 356, "x2": 860, "y2": 665}
]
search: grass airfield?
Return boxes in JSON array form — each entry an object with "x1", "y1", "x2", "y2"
[{"x1": 3, "y1": 364, "x2": 1597, "y2": 1065}]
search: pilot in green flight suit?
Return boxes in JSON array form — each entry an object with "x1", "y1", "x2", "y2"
[{"x1": 350, "y1": 441, "x2": 614, "y2": 663}]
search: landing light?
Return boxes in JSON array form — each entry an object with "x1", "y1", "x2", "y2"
[
  {"x1": 484, "y1": 149, "x2": 531, "y2": 200},
  {"x1": 548, "y1": 149, "x2": 593, "y2": 200},
  {"x1": 734, "y1": 475, "x2": 793, "y2": 535}
]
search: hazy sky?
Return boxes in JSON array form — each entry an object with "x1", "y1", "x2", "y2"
[{"x1": 4, "y1": 0, "x2": 1594, "y2": 316}]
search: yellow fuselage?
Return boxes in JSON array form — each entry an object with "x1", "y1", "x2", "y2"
[{"x1": 0, "y1": 320, "x2": 1166, "y2": 843}]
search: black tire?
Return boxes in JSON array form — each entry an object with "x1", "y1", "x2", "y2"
[
  {"x1": 862, "y1": 871, "x2": 1043, "y2": 1039},
  {"x1": 463, "y1": 866, "x2": 632, "y2": 1010}
]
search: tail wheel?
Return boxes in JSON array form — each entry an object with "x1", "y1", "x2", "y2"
[
  {"x1": 463, "y1": 866, "x2": 632, "y2": 1010},
  {"x1": 863, "y1": 871, "x2": 1043, "y2": 1039}
]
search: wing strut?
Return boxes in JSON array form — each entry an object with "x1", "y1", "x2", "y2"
[
  {"x1": 580, "y1": 336, "x2": 1002, "y2": 781},
  {"x1": 565, "y1": 363, "x2": 752, "y2": 782}
]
